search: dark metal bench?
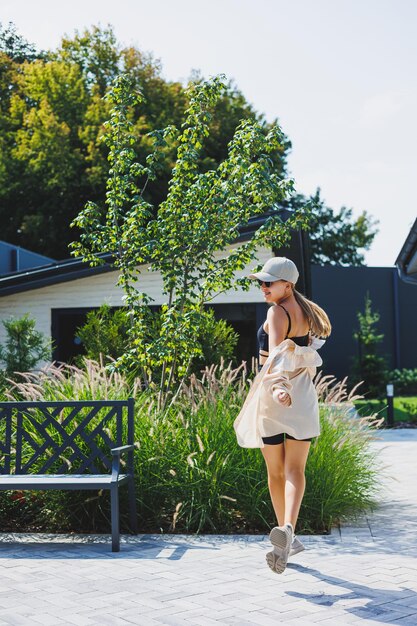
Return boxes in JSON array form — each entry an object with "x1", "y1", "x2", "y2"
[{"x1": 0, "y1": 399, "x2": 137, "y2": 551}]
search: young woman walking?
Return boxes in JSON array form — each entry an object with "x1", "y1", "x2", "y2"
[{"x1": 234, "y1": 257, "x2": 331, "y2": 574}]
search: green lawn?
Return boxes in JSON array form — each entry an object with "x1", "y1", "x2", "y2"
[{"x1": 354, "y1": 396, "x2": 417, "y2": 424}]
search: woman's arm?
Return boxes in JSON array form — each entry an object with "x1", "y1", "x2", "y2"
[{"x1": 266, "y1": 305, "x2": 291, "y2": 407}]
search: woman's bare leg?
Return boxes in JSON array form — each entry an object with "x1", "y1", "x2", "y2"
[
  {"x1": 261, "y1": 443, "x2": 286, "y2": 526},
  {"x1": 283, "y1": 439, "x2": 311, "y2": 529}
]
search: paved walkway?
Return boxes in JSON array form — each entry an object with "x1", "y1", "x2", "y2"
[{"x1": 1, "y1": 430, "x2": 417, "y2": 625}]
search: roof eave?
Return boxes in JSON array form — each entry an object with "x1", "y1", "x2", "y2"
[
  {"x1": 395, "y1": 218, "x2": 417, "y2": 285},
  {"x1": 0, "y1": 208, "x2": 290, "y2": 295},
  {"x1": 0, "y1": 262, "x2": 116, "y2": 296}
]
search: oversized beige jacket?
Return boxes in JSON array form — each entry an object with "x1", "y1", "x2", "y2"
[{"x1": 233, "y1": 337, "x2": 325, "y2": 448}]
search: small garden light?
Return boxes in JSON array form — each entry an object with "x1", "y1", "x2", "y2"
[{"x1": 386, "y1": 383, "x2": 394, "y2": 428}]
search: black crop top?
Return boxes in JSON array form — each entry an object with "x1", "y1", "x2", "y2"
[{"x1": 257, "y1": 304, "x2": 310, "y2": 352}]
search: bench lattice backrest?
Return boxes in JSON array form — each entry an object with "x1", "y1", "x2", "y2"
[{"x1": 0, "y1": 400, "x2": 134, "y2": 475}]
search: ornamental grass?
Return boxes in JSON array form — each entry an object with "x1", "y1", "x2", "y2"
[{"x1": 0, "y1": 359, "x2": 382, "y2": 535}]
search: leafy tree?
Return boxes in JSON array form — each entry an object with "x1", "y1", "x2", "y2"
[
  {"x1": 56, "y1": 25, "x2": 121, "y2": 95},
  {"x1": 0, "y1": 23, "x2": 290, "y2": 260},
  {"x1": 4, "y1": 59, "x2": 90, "y2": 257},
  {"x1": 0, "y1": 314, "x2": 52, "y2": 384},
  {"x1": 0, "y1": 21, "x2": 38, "y2": 63},
  {"x1": 1, "y1": 22, "x2": 376, "y2": 268},
  {"x1": 70, "y1": 74, "x2": 309, "y2": 407},
  {"x1": 288, "y1": 188, "x2": 378, "y2": 265},
  {"x1": 0, "y1": 21, "x2": 39, "y2": 199},
  {"x1": 352, "y1": 294, "x2": 388, "y2": 397}
]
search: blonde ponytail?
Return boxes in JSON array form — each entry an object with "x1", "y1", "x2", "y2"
[{"x1": 293, "y1": 289, "x2": 331, "y2": 338}]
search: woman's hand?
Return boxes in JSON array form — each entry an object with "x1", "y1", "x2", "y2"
[{"x1": 276, "y1": 391, "x2": 291, "y2": 407}]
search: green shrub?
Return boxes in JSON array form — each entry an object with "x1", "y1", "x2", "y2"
[
  {"x1": 389, "y1": 368, "x2": 417, "y2": 396},
  {"x1": 188, "y1": 307, "x2": 239, "y2": 375},
  {"x1": 75, "y1": 304, "x2": 130, "y2": 364},
  {"x1": 1, "y1": 361, "x2": 382, "y2": 535},
  {"x1": 76, "y1": 305, "x2": 239, "y2": 378},
  {"x1": 399, "y1": 399, "x2": 417, "y2": 422},
  {"x1": 352, "y1": 294, "x2": 388, "y2": 397},
  {"x1": 0, "y1": 314, "x2": 52, "y2": 390},
  {"x1": 301, "y1": 405, "x2": 380, "y2": 532}
]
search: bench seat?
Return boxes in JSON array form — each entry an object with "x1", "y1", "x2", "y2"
[{"x1": 0, "y1": 474, "x2": 129, "y2": 490}]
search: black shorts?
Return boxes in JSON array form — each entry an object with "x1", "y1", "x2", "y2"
[{"x1": 261, "y1": 433, "x2": 313, "y2": 445}]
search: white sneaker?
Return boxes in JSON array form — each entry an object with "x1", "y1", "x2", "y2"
[
  {"x1": 289, "y1": 535, "x2": 305, "y2": 557},
  {"x1": 266, "y1": 523, "x2": 293, "y2": 574}
]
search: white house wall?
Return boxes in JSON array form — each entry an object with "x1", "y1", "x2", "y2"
[{"x1": 0, "y1": 245, "x2": 273, "y2": 347}]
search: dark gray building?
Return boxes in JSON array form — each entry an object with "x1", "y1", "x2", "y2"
[{"x1": 310, "y1": 265, "x2": 417, "y2": 380}]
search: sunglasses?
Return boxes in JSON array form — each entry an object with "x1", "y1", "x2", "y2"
[{"x1": 257, "y1": 279, "x2": 277, "y2": 288}]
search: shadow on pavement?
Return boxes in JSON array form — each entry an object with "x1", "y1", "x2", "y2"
[
  {"x1": 286, "y1": 563, "x2": 417, "y2": 624},
  {"x1": 0, "y1": 536, "x2": 223, "y2": 559}
]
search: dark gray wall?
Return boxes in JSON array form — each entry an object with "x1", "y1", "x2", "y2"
[{"x1": 311, "y1": 265, "x2": 417, "y2": 379}]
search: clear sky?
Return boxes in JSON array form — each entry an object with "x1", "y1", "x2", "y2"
[{"x1": 2, "y1": 0, "x2": 416, "y2": 266}]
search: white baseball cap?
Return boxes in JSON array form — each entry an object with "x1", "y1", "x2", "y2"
[{"x1": 247, "y1": 257, "x2": 299, "y2": 284}]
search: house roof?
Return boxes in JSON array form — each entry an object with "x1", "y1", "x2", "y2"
[
  {"x1": 0, "y1": 209, "x2": 286, "y2": 296},
  {"x1": 395, "y1": 218, "x2": 417, "y2": 285},
  {"x1": 0, "y1": 253, "x2": 116, "y2": 296}
]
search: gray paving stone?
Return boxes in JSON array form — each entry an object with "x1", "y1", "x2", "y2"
[{"x1": 392, "y1": 616, "x2": 417, "y2": 625}]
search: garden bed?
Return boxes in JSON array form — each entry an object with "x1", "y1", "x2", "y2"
[{"x1": 0, "y1": 361, "x2": 383, "y2": 535}]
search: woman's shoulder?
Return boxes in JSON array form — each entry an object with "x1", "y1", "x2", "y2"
[
  {"x1": 267, "y1": 304, "x2": 288, "y2": 322},
  {"x1": 266, "y1": 304, "x2": 288, "y2": 327}
]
